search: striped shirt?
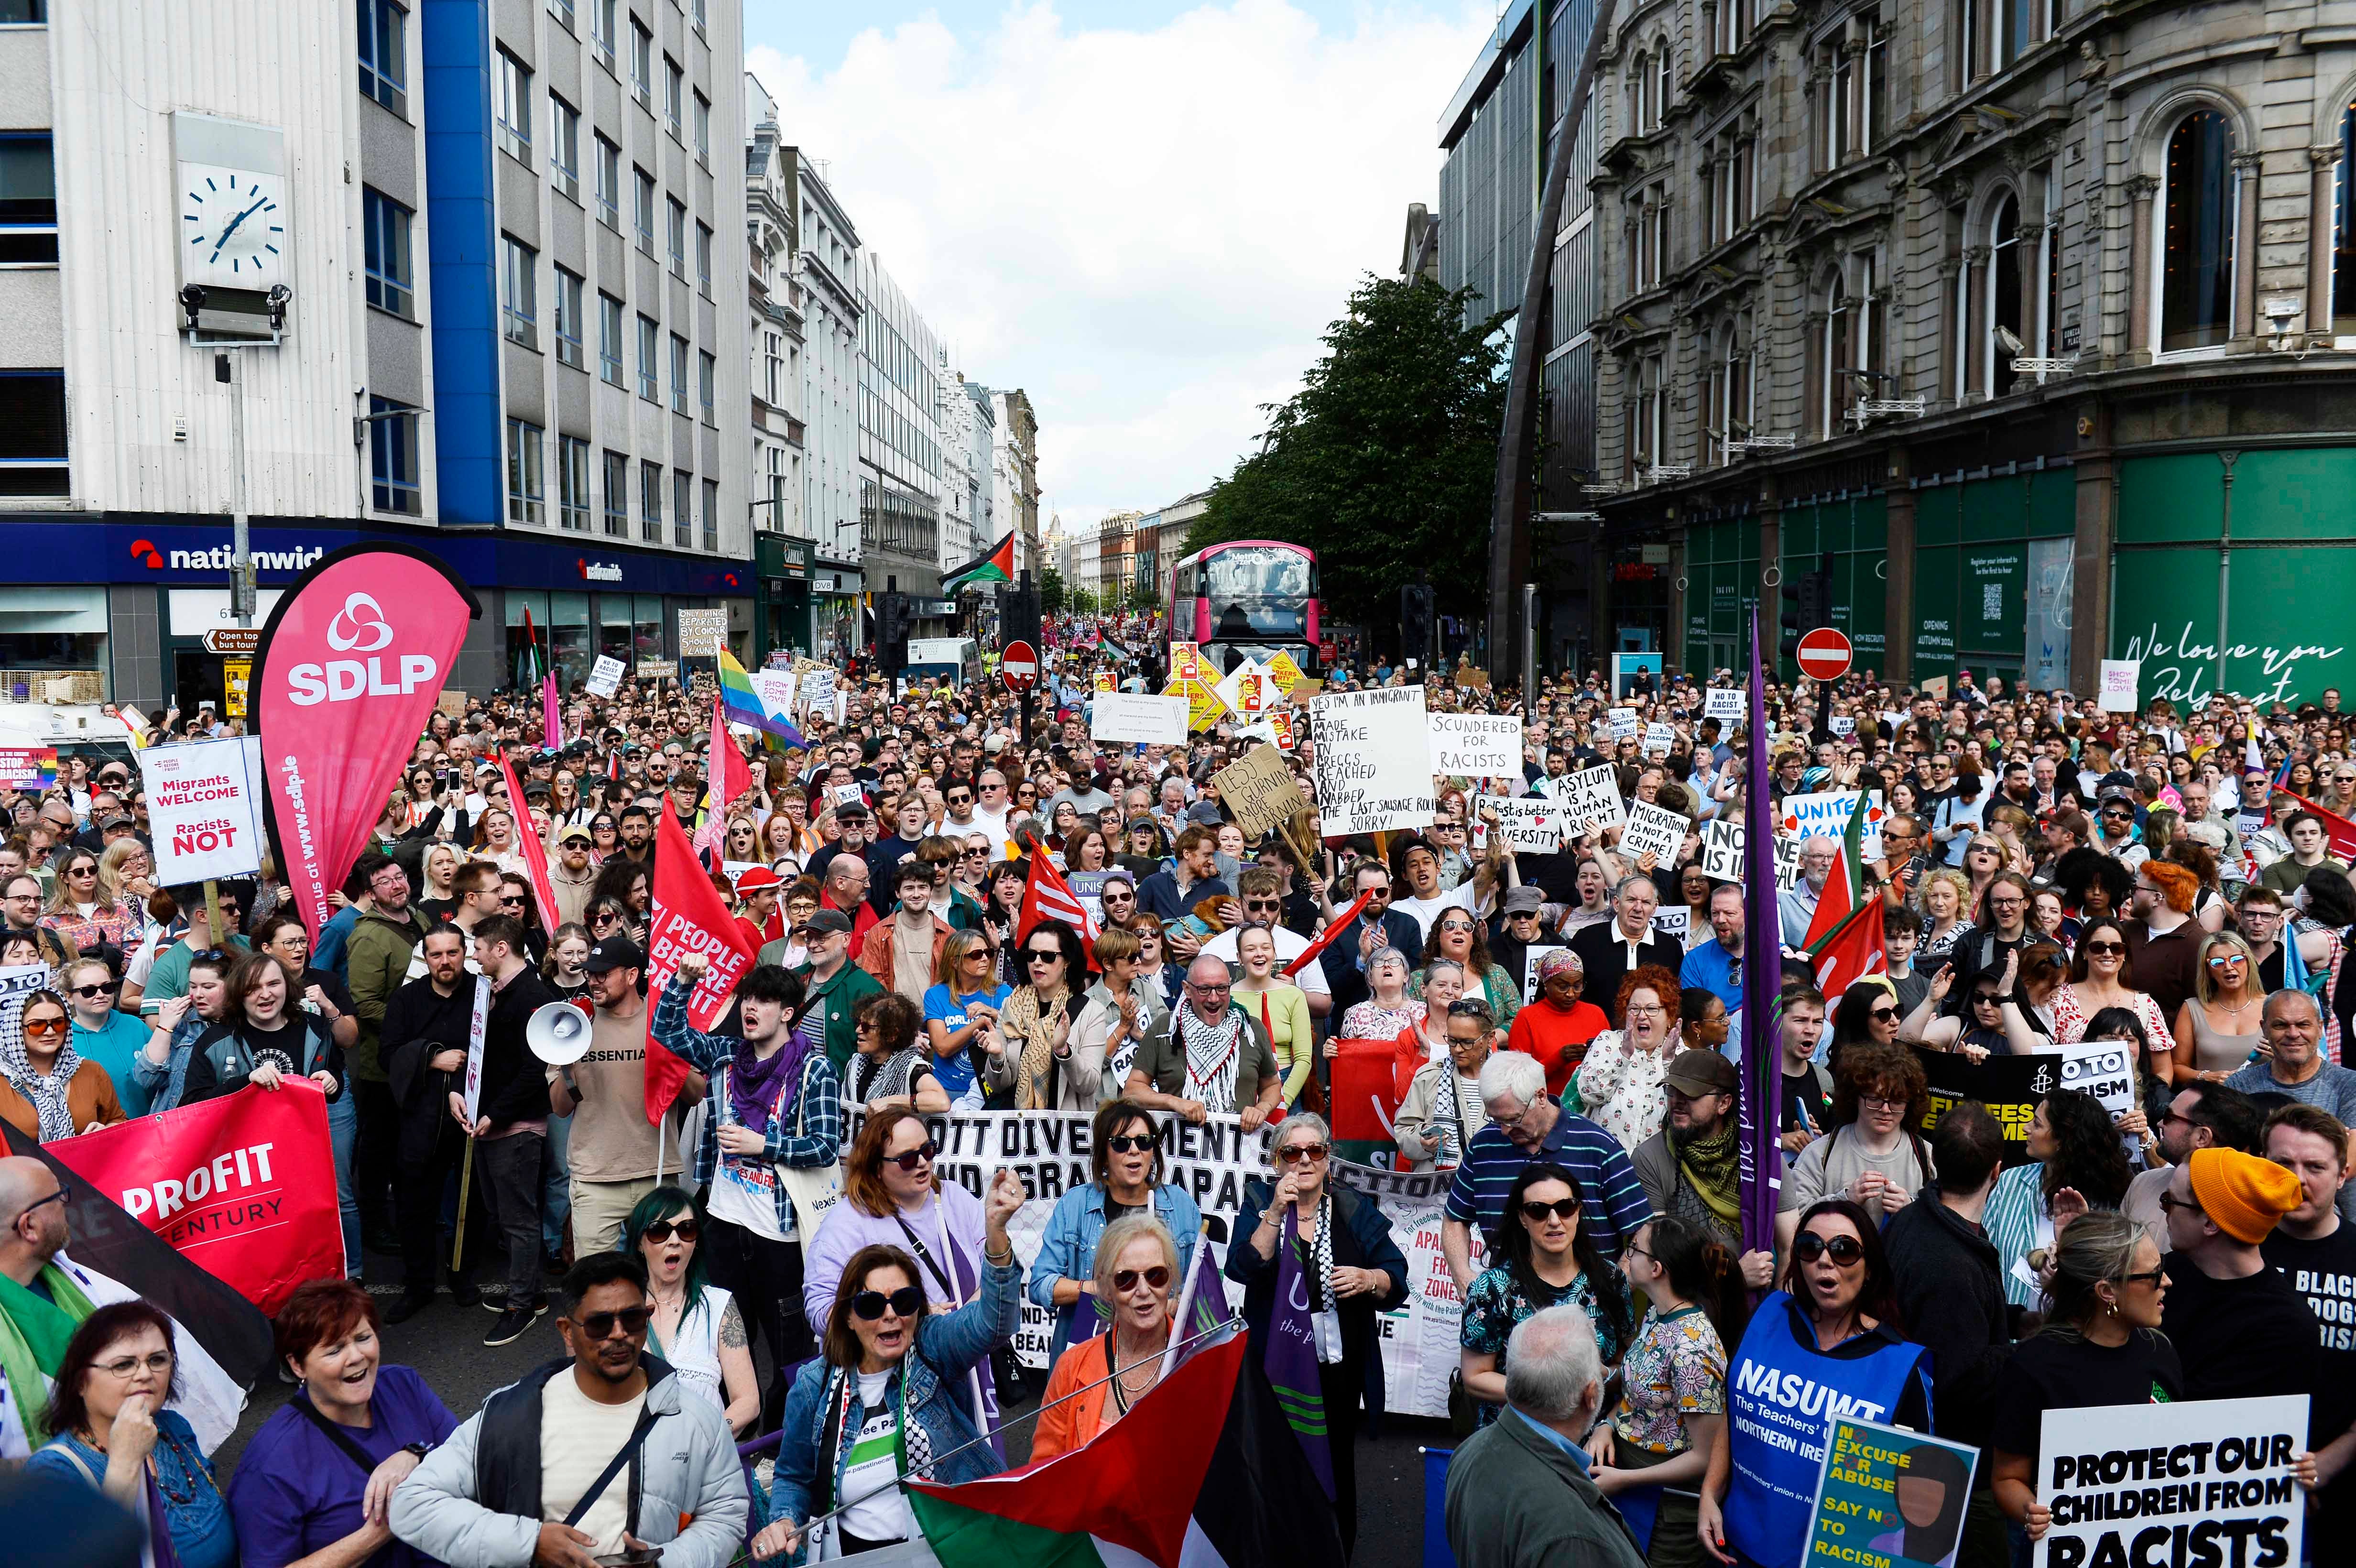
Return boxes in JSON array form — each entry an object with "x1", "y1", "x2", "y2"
[{"x1": 1442, "y1": 1102, "x2": 1652, "y2": 1258}]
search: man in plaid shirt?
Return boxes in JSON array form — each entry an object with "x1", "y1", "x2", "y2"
[{"x1": 657, "y1": 950, "x2": 842, "y2": 1428}]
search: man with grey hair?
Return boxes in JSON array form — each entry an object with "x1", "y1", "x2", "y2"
[
  {"x1": 2227, "y1": 989, "x2": 2356, "y2": 1219},
  {"x1": 1569, "y1": 871, "x2": 1682, "y2": 1024},
  {"x1": 1439, "y1": 1050, "x2": 1650, "y2": 1292},
  {"x1": 1444, "y1": 1305, "x2": 1648, "y2": 1568},
  {"x1": 1124, "y1": 954, "x2": 1282, "y2": 1131},
  {"x1": 1779, "y1": 834, "x2": 1839, "y2": 947}
]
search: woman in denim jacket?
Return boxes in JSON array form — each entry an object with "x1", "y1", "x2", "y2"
[{"x1": 754, "y1": 1167, "x2": 1027, "y2": 1561}]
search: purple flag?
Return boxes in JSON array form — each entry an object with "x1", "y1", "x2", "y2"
[
  {"x1": 1267, "y1": 1207, "x2": 1336, "y2": 1501},
  {"x1": 1739, "y1": 608, "x2": 1784, "y2": 1257}
]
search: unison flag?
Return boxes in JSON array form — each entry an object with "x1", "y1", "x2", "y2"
[
  {"x1": 250, "y1": 545, "x2": 480, "y2": 941},
  {"x1": 1739, "y1": 608, "x2": 1783, "y2": 1257}
]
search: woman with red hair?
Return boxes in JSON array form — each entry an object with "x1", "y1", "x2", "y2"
[{"x1": 1574, "y1": 964, "x2": 1687, "y2": 1152}]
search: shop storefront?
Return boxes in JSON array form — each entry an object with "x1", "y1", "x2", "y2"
[
  {"x1": 812, "y1": 559, "x2": 861, "y2": 666},
  {"x1": 756, "y1": 534, "x2": 814, "y2": 662}
]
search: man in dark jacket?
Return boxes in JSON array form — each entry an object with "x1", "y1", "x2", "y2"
[
  {"x1": 1882, "y1": 1100, "x2": 2011, "y2": 1568},
  {"x1": 1446, "y1": 1304, "x2": 1649, "y2": 1568},
  {"x1": 381, "y1": 924, "x2": 484, "y2": 1322},
  {"x1": 1568, "y1": 874, "x2": 1684, "y2": 1025},
  {"x1": 464, "y1": 914, "x2": 558, "y2": 1346}
]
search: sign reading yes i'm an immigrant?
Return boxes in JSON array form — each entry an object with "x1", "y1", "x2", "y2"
[{"x1": 1308, "y1": 685, "x2": 1435, "y2": 835}]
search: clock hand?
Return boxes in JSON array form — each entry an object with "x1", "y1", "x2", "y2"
[{"x1": 209, "y1": 196, "x2": 271, "y2": 260}]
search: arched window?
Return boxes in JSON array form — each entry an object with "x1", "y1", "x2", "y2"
[
  {"x1": 2159, "y1": 109, "x2": 2236, "y2": 351},
  {"x1": 1822, "y1": 275, "x2": 1851, "y2": 438},
  {"x1": 1990, "y1": 192, "x2": 2022, "y2": 395},
  {"x1": 2334, "y1": 103, "x2": 2356, "y2": 335},
  {"x1": 1655, "y1": 46, "x2": 1674, "y2": 130}
]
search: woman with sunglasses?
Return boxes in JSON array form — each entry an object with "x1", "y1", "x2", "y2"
[
  {"x1": 756, "y1": 1167, "x2": 1026, "y2": 1562},
  {"x1": 1227, "y1": 1111, "x2": 1406, "y2": 1558},
  {"x1": 1028, "y1": 1097, "x2": 1203, "y2": 1361},
  {"x1": 60, "y1": 957, "x2": 155, "y2": 1117},
  {"x1": 588, "y1": 814, "x2": 620, "y2": 862},
  {"x1": 1460, "y1": 1163, "x2": 1636, "y2": 1430},
  {"x1": 1701, "y1": 1198, "x2": 1927, "y2": 1568},
  {"x1": 497, "y1": 874, "x2": 548, "y2": 967},
  {"x1": 38, "y1": 850, "x2": 140, "y2": 960},
  {"x1": 0, "y1": 987, "x2": 124, "y2": 1141},
  {"x1": 1128, "y1": 914, "x2": 1186, "y2": 1011},
  {"x1": 2172, "y1": 929, "x2": 2264, "y2": 1084},
  {"x1": 982, "y1": 861, "x2": 1028, "y2": 988},
  {"x1": 1982, "y1": 1087, "x2": 2135, "y2": 1309},
  {"x1": 1066, "y1": 926, "x2": 1169, "y2": 1111},
  {"x1": 982, "y1": 918, "x2": 1089, "y2": 1111},
  {"x1": 1899, "y1": 959, "x2": 2014, "y2": 1062},
  {"x1": 1029, "y1": 1214, "x2": 1184, "y2": 1462},
  {"x1": 1412, "y1": 908, "x2": 1522, "y2": 1031},
  {"x1": 1987, "y1": 1213, "x2": 2180, "y2": 1553},
  {"x1": 620, "y1": 1185, "x2": 760, "y2": 1434},
  {"x1": 845, "y1": 992, "x2": 950, "y2": 1113},
  {"x1": 922, "y1": 931, "x2": 1008, "y2": 1108},
  {"x1": 2051, "y1": 917, "x2": 2179, "y2": 1074}
]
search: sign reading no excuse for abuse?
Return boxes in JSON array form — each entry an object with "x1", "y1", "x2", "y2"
[
  {"x1": 1309, "y1": 685, "x2": 1435, "y2": 835},
  {"x1": 2035, "y1": 1395, "x2": 2307, "y2": 1568}
]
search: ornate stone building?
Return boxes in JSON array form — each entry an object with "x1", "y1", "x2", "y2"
[{"x1": 1591, "y1": 0, "x2": 2356, "y2": 703}]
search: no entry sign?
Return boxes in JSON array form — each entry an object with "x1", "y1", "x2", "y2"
[
  {"x1": 1001, "y1": 640, "x2": 1039, "y2": 691},
  {"x1": 1795, "y1": 627, "x2": 1853, "y2": 681}
]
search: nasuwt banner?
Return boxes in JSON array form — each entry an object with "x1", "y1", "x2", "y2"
[{"x1": 48, "y1": 1079, "x2": 345, "y2": 1317}]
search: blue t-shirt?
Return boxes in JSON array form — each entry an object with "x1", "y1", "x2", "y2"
[
  {"x1": 72, "y1": 1010, "x2": 155, "y2": 1118},
  {"x1": 923, "y1": 982, "x2": 1010, "y2": 1100},
  {"x1": 223, "y1": 1364, "x2": 458, "y2": 1568}
]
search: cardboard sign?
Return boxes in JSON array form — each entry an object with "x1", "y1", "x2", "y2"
[
  {"x1": 1308, "y1": 686, "x2": 1435, "y2": 835},
  {"x1": 1643, "y1": 721, "x2": 1677, "y2": 754},
  {"x1": 1457, "y1": 667, "x2": 1490, "y2": 689},
  {"x1": 1212, "y1": 743, "x2": 1309, "y2": 843},
  {"x1": 1802, "y1": 1416, "x2": 1983, "y2": 1568},
  {"x1": 1778, "y1": 790, "x2": 1887, "y2": 859},
  {"x1": 1553, "y1": 763, "x2": 1628, "y2": 836},
  {"x1": 1704, "y1": 687, "x2": 1745, "y2": 723},
  {"x1": 634, "y1": 658, "x2": 677, "y2": 683},
  {"x1": 585, "y1": 655, "x2": 627, "y2": 697},
  {"x1": 1522, "y1": 947, "x2": 1564, "y2": 1005},
  {"x1": 1618, "y1": 799, "x2": 1690, "y2": 866},
  {"x1": 1429, "y1": 714, "x2": 1523, "y2": 779},
  {"x1": 1471, "y1": 795, "x2": 1567, "y2": 855},
  {"x1": 2099, "y1": 660, "x2": 2139, "y2": 713},
  {"x1": 0, "y1": 746, "x2": 57, "y2": 792},
  {"x1": 435, "y1": 690, "x2": 469, "y2": 718},
  {"x1": 1920, "y1": 675, "x2": 1950, "y2": 701},
  {"x1": 1170, "y1": 642, "x2": 1203, "y2": 684},
  {"x1": 1090, "y1": 692, "x2": 1189, "y2": 746},
  {"x1": 2035, "y1": 1397, "x2": 2305, "y2": 1568},
  {"x1": 141, "y1": 738, "x2": 268, "y2": 883},
  {"x1": 1652, "y1": 904, "x2": 1691, "y2": 945},
  {"x1": 1607, "y1": 707, "x2": 1639, "y2": 740},
  {"x1": 1288, "y1": 678, "x2": 1323, "y2": 702},
  {"x1": 676, "y1": 608, "x2": 730, "y2": 657},
  {"x1": 1700, "y1": 818, "x2": 1745, "y2": 882}
]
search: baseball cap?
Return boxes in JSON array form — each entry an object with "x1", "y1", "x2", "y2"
[
  {"x1": 1501, "y1": 886, "x2": 1546, "y2": 915},
  {"x1": 582, "y1": 936, "x2": 645, "y2": 973},
  {"x1": 556, "y1": 825, "x2": 593, "y2": 846},
  {"x1": 1662, "y1": 1050, "x2": 1739, "y2": 1098},
  {"x1": 734, "y1": 865, "x2": 783, "y2": 894},
  {"x1": 804, "y1": 908, "x2": 854, "y2": 936}
]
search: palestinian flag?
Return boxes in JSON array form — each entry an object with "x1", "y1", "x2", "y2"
[
  {"x1": 1802, "y1": 791, "x2": 1887, "y2": 995},
  {"x1": 907, "y1": 1332, "x2": 1346, "y2": 1568},
  {"x1": 944, "y1": 530, "x2": 1016, "y2": 591}
]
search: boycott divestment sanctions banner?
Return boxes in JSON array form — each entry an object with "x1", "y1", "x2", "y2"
[
  {"x1": 251, "y1": 545, "x2": 480, "y2": 941},
  {"x1": 841, "y1": 1108, "x2": 1479, "y2": 1416},
  {"x1": 1909, "y1": 1044, "x2": 2138, "y2": 1165},
  {"x1": 2036, "y1": 1395, "x2": 2307, "y2": 1568},
  {"x1": 48, "y1": 1079, "x2": 344, "y2": 1317}
]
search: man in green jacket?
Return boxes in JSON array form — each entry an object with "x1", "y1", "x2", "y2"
[
  {"x1": 1445, "y1": 1305, "x2": 1651, "y2": 1568},
  {"x1": 345, "y1": 852, "x2": 425, "y2": 1255},
  {"x1": 762, "y1": 907, "x2": 880, "y2": 1074}
]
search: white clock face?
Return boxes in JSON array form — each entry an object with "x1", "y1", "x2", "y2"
[{"x1": 179, "y1": 161, "x2": 288, "y2": 288}]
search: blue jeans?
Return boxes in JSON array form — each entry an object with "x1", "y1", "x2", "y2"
[
  {"x1": 326, "y1": 1087, "x2": 359, "y2": 1275},
  {"x1": 542, "y1": 1111, "x2": 572, "y2": 1258}
]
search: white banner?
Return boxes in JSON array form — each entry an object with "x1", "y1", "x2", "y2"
[
  {"x1": 140, "y1": 738, "x2": 267, "y2": 883},
  {"x1": 1619, "y1": 799, "x2": 1690, "y2": 866},
  {"x1": 1554, "y1": 763, "x2": 1628, "y2": 835},
  {"x1": 1704, "y1": 687, "x2": 1745, "y2": 722},
  {"x1": 1701, "y1": 818, "x2": 1745, "y2": 883},
  {"x1": 1777, "y1": 790, "x2": 1886, "y2": 859},
  {"x1": 2099, "y1": 659, "x2": 2140, "y2": 713},
  {"x1": 1089, "y1": 692, "x2": 1189, "y2": 746},
  {"x1": 2035, "y1": 1395, "x2": 2306, "y2": 1568},
  {"x1": 585, "y1": 655, "x2": 627, "y2": 697},
  {"x1": 1429, "y1": 714, "x2": 1523, "y2": 779},
  {"x1": 1309, "y1": 686, "x2": 1435, "y2": 835},
  {"x1": 1471, "y1": 795, "x2": 1568, "y2": 856}
]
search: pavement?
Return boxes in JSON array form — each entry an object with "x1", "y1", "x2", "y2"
[{"x1": 212, "y1": 1238, "x2": 1452, "y2": 1568}]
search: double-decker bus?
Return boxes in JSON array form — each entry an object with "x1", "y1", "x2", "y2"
[{"x1": 1165, "y1": 539, "x2": 1320, "y2": 676}]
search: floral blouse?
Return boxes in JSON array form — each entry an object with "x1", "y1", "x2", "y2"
[
  {"x1": 2050, "y1": 986, "x2": 2178, "y2": 1059},
  {"x1": 1339, "y1": 998, "x2": 1423, "y2": 1042},
  {"x1": 1461, "y1": 1260, "x2": 1633, "y2": 1428},
  {"x1": 1611, "y1": 1302, "x2": 1727, "y2": 1455},
  {"x1": 1574, "y1": 1032, "x2": 1680, "y2": 1152}
]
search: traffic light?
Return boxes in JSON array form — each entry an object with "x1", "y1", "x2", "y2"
[
  {"x1": 1003, "y1": 578, "x2": 1041, "y2": 652},
  {"x1": 877, "y1": 592, "x2": 909, "y2": 675},
  {"x1": 1779, "y1": 555, "x2": 1837, "y2": 660},
  {"x1": 1401, "y1": 583, "x2": 1434, "y2": 667}
]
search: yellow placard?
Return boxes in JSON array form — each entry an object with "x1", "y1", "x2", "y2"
[
  {"x1": 1167, "y1": 677, "x2": 1226, "y2": 732},
  {"x1": 1269, "y1": 710, "x2": 1296, "y2": 749},
  {"x1": 1265, "y1": 650, "x2": 1306, "y2": 695},
  {"x1": 222, "y1": 658, "x2": 251, "y2": 720},
  {"x1": 1171, "y1": 642, "x2": 1202, "y2": 684},
  {"x1": 1093, "y1": 671, "x2": 1115, "y2": 693}
]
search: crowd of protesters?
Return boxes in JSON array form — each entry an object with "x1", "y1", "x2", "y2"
[{"x1": 0, "y1": 628, "x2": 2352, "y2": 1568}]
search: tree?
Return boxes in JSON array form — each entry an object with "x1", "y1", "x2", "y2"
[
  {"x1": 1039, "y1": 566, "x2": 1068, "y2": 617},
  {"x1": 1127, "y1": 574, "x2": 1159, "y2": 613},
  {"x1": 1182, "y1": 275, "x2": 1508, "y2": 632}
]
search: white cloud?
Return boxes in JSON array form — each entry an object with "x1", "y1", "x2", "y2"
[{"x1": 747, "y1": 1, "x2": 1493, "y2": 529}]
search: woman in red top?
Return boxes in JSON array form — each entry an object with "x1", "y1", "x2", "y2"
[{"x1": 1504, "y1": 949, "x2": 1608, "y2": 1102}]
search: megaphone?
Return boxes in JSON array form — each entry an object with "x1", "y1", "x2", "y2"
[{"x1": 528, "y1": 998, "x2": 594, "y2": 1066}]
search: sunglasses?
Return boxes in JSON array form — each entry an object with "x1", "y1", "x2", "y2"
[
  {"x1": 1519, "y1": 1198, "x2": 1580, "y2": 1222},
  {"x1": 574, "y1": 1305, "x2": 654, "y2": 1339},
  {"x1": 884, "y1": 1141, "x2": 940, "y2": 1170},
  {"x1": 2083, "y1": 941, "x2": 2125, "y2": 956},
  {"x1": 1868, "y1": 1006, "x2": 1899, "y2": 1022},
  {"x1": 1794, "y1": 1231, "x2": 1866, "y2": 1266},
  {"x1": 1104, "y1": 1132, "x2": 1159, "y2": 1154},
  {"x1": 22, "y1": 1018, "x2": 66, "y2": 1037},
  {"x1": 642, "y1": 1218, "x2": 699, "y2": 1243},
  {"x1": 70, "y1": 982, "x2": 118, "y2": 998},
  {"x1": 1275, "y1": 1142, "x2": 1329, "y2": 1165},
  {"x1": 1113, "y1": 1265, "x2": 1171, "y2": 1292},
  {"x1": 852, "y1": 1285, "x2": 926, "y2": 1320},
  {"x1": 1025, "y1": 950, "x2": 1063, "y2": 966}
]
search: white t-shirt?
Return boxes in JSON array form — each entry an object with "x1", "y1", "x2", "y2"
[
  {"x1": 1394, "y1": 882, "x2": 1480, "y2": 939},
  {"x1": 1200, "y1": 925, "x2": 1328, "y2": 997},
  {"x1": 705, "y1": 1062, "x2": 794, "y2": 1243},
  {"x1": 540, "y1": 1369, "x2": 648, "y2": 1555},
  {"x1": 839, "y1": 1369, "x2": 916, "y2": 1544}
]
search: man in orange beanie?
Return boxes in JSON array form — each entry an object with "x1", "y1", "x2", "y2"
[{"x1": 2159, "y1": 1145, "x2": 2323, "y2": 1411}]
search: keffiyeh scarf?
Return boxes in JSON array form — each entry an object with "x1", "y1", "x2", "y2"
[
  {"x1": 1178, "y1": 1003, "x2": 1247, "y2": 1112},
  {"x1": 1308, "y1": 1192, "x2": 1337, "y2": 1316},
  {"x1": 0, "y1": 1024, "x2": 80, "y2": 1143}
]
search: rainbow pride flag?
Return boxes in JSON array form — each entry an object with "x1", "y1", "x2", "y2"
[{"x1": 718, "y1": 648, "x2": 806, "y2": 747}]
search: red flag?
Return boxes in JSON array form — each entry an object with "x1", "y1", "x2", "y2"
[
  {"x1": 1017, "y1": 852, "x2": 1101, "y2": 960},
  {"x1": 496, "y1": 753, "x2": 559, "y2": 936},
  {"x1": 2280, "y1": 790, "x2": 2356, "y2": 863},
  {"x1": 251, "y1": 545, "x2": 480, "y2": 941},
  {"x1": 1282, "y1": 889, "x2": 1375, "y2": 979},
  {"x1": 644, "y1": 808, "x2": 759, "y2": 1122},
  {"x1": 694, "y1": 695, "x2": 753, "y2": 862},
  {"x1": 1804, "y1": 893, "x2": 1888, "y2": 997}
]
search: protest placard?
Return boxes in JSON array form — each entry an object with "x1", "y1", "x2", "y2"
[
  {"x1": 2035, "y1": 1396, "x2": 2305, "y2": 1568},
  {"x1": 1215, "y1": 658, "x2": 1274, "y2": 721},
  {"x1": 1775, "y1": 832, "x2": 1802, "y2": 890},
  {"x1": 1429, "y1": 713, "x2": 1523, "y2": 778},
  {"x1": 1554, "y1": 763, "x2": 1628, "y2": 835},
  {"x1": 435, "y1": 690, "x2": 469, "y2": 717},
  {"x1": 2099, "y1": 660, "x2": 2140, "y2": 713},
  {"x1": 1652, "y1": 904, "x2": 1690, "y2": 945},
  {"x1": 1471, "y1": 795, "x2": 1569, "y2": 855},
  {"x1": 1644, "y1": 722, "x2": 1677, "y2": 754},
  {"x1": 1830, "y1": 715, "x2": 1856, "y2": 736},
  {"x1": 1092, "y1": 670, "x2": 1115, "y2": 693},
  {"x1": 1212, "y1": 744, "x2": 1310, "y2": 844},
  {"x1": 0, "y1": 746, "x2": 54, "y2": 791},
  {"x1": 1704, "y1": 687, "x2": 1745, "y2": 722},
  {"x1": 1264, "y1": 649, "x2": 1307, "y2": 696},
  {"x1": 1778, "y1": 790, "x2": 1887, "y2": 858},
  {"x1": 1802, "y1": 1416, "x2": 1982, "y2": 1568},
  {"x1": 1910, "y1": 1044, "x2": 2138, "y2": 1164},
  {"x1": 1619, "y1": 799, "x2": 1691, "y2": 866},
  {"x1": 676, "y1": 608, "x2": 729, "y2": 657},
  {"x1": 1172, "y1": 678, "x2": 1226, "y2": 732},
  {"x1": 1523, "y1": 947, "x2": 1565, "y2": 1004},
  {"x1": 1701, "y1": 818, "x2": 1745, "y2": 882},
  {"x1": 1089, "y1": 692, "x2": 1188, "y2": 746},
  {"x1": 1308, "y1": 686, "x2": 1435, "y2": 835},
  {"x1": 1608, "y1": 707, "x2": 1640, "y2": 740},
  {"x1": 141, "y1": 738, "x2": 268, "y2": 882},
  {"x1": 585, "y1": 655, "x2": 626, "y2": 697},
  {"x1": 1171, "y1": 642, "x2": 1203, "y2": 684},
  {"x1": 751, "y1": 668, "x2": 798, "y2": 722},
  {"x1": 634, "y1": 658, "x2": 677, "y2": 683},
  {"x1": 799, "y1": 666, "x2": 838, "y2": 716}
]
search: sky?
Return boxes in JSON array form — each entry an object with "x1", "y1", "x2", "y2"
[{"x1": 745, "y1": 1, "x2": 1498, "y2": 534}]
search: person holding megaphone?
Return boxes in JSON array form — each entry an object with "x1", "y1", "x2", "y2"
[{"x1": 546, "y1": 936, "x2": 701, "y2": 1256}]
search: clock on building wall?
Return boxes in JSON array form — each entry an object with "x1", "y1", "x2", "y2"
[{"x1": 178, "y1": 161, "x2": 289, "y2": 288}]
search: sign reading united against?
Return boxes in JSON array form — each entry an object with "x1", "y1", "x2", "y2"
[
  {"x1": 1308, "y1": 685, "x2": 1435, "y2": 835},
  {"x1": 140, "y1": 737, "x2": 267, "y2": 882}
]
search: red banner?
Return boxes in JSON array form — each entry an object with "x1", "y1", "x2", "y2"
[
  {"x1": 1328, "y1": 1041, "x2": 1404, "y2": 1144},
  {"x1": 251, "y1": 545, "x2": 480, "y2": 941},
  {"x1": 48, "y1": 1080, "x2": 344, "y2": 1316},
  {"x1": 645, "y1": 807, "x2": 758, "y2": 1120},
  {"x1": 498, "y1": 753, "x2": 559, "y2": 936}
]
